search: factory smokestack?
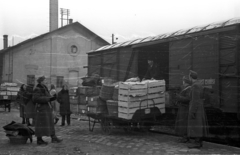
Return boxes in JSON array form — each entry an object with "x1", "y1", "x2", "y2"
[
  {"x1": 3, "y1": 35, "x2": 8, "y2": 49},
  {"x1": 49, "y1": 0, "x2": 58, "y2": 32}
]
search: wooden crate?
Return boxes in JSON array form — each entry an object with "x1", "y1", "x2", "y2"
[
  {"x1": 118, "y1": 80, "x2": 166, "y2": 120},
  {"x1": 79, "y1": 95, "x2": 87, "y2": 105},
  {"x1": 70, "y1": 95, "x2": 78, "y2": 105},
  {"x1": 0, "y1": 91, "x2": 7, "y2": 95},
  {"x1": 70, "y1": 104, "x2": 78, "y2": 114},
  {"x1": 86, "y1": 97, "x2": 108, "y2": 114},
  {"x1": 87, "y1": 106, "x2": 97, "y2": 113},
  {"x1": 78, "y1": 86, "x2": 101, "y2": 96},
  {"x1": 119, "y1": 82, "x2": 147, "y2": 96},
  {"x1": 79, "y1": 105, "x2": 87, "y2": 114},
  {"x1": 69, "y1": 87, "x2": 78, "y2": 96},
  {"x1": 118, "y1": 93, "x2": 165, "y2": 108},
  {"x1": 87, "y1": 96, "x2": 99, "y2": 106}
]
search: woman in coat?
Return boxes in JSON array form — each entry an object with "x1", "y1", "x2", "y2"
[
  {"x1": 175, "y1": 76, "x2": 191, "y2": 143},
  {"x1": 32, "y1": 76, "x2": 62, "y2": 145},
  {"x1": 187, "y1": 70, "x2": 208, "y2": 148},
  {"x1": 16, "y1": 84, "x2": 27, "y2": 124},
  {"x1": 57, "y1": 84, "x2": 71, "y2": 126},
  {"x1": 50, "y1": 84, "x2": 59, "y2": 124}
]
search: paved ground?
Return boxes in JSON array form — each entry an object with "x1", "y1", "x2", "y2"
[{"x1": 0, "y1": 107, "x2": 240, "y2": 155}]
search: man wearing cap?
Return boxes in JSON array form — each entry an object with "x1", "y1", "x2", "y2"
[
  {"x1": 187, "y1": 70, "x2": 208, "y2": 148},
  {"x1": 32, "y1": 76, "x2": 63, "y2": 145},
  {"x1": 175, "y1": 76, "x2": 191, "y2": 143},
  {"x1": 142, "y1": 57, "x2": 160, "y2": 81}
]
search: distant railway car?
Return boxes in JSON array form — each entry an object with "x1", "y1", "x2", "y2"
[{"x1": 87, "y1": 18, "x2": 240, "y2": 143}]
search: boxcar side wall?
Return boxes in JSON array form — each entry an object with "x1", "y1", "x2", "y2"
[
  {"x1": 169, "y1": 28, "x2": 240, "y2": 113},
  {"x1": 88, "y1": 46, "x2": 138, "y2": 82}
]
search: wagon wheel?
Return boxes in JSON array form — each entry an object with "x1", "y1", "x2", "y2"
[
  {"x1": 139, "y1": 122, "x2": 151, "y2": 133},
  {"x1": 104, "y1": 119, "x2": 113, "y2": 135},
  {"x1": 123, "y1": 123, "x2": 132, "y2": 133},
  {"x1": 101, "y1": 118, "x2": 113, "y2": 134},
  {"x1": 100, "y1": 118, "x2": 106, "y2": 132}
]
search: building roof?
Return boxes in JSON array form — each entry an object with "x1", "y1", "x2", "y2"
[
  {"x1": 1, "y1": 22, "x2": 110, "y2": 53},
  {"x1": 90, "y1": 17, "x2": 240, "y2": 53}
]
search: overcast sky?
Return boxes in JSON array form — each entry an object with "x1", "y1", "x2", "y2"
[{"x1": 1, "y1": 0, "x2": 240, "y2": 49}]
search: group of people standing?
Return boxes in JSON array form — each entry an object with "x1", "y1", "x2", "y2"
[
  {"x1": 16, "y1": 76, "x2": 71, "y2": 145},
  {"x1": 175, "y1": 70, "x2": 208, "y2": 149}
]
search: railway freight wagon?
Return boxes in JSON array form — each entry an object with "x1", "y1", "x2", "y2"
[{"x1": 87, "y1": 18, "x2": 240, "y2": 143}]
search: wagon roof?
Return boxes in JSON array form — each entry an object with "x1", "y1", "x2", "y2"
[{"x1": 89, "y1": 17, "x2": 240, "y2": 53}]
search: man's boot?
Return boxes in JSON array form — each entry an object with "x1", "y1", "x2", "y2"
[
  {"x1": 37, "y1": 137, "x2": 48, "y2": 145},
  {"x1": 51, "y1": 135, "x2": 63, "y2": 143},
  {"x1": 54, "y1": 117, "x2": 59, "y2": 125}
]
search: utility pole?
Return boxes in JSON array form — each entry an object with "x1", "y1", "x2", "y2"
[{"x1": 112, "y1": 34, "x2": 118, "y2": 44}]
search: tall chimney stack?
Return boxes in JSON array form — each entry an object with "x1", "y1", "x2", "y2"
[
  {"x1": 3, "y1": 35, "x2": 8, "y2": 49},
  {"x1": 50, "y1": 0, "x2": 58, "y2": 32},
  {"x1": 69, "y1": 19, "x2": 73, "y2": 24}
]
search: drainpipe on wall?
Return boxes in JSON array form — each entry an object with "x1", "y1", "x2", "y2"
[{"x1": 50, "y1": 37, "x2": 52, "y2": 84}]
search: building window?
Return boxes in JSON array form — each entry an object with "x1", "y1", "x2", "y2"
[
  {"x1": 71, "y1": 45, "x2": 78, "y2": 54},
  {"x1": 27, "y1": 75, "x2": 35, "y2": 85},
  {"x1": 57, "y1": 76, "x2": 64, "y2": 88}
]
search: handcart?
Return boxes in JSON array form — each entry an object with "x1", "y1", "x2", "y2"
[{"x1": 86, "y1": 98, "x2": 162, "y2": 134}]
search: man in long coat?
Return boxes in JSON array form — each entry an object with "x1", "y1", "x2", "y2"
[
  {"x1": 32, "y1": 76, "x2": 63, "y2": 145},
  {"x1": 175, "y1": 76, "x2": 191, "y2": 143},
  {"x1": 187, "y1": 70, "x2": 208, "y2": 148},
  {"x1": 57, "y1": 84, "x2": 71, "y2": 126}
]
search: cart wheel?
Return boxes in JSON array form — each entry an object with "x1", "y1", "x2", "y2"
[
  {"x1": 139, "y1": 122, "x2": 151, "y2": 132},
  {"x1": 101, "y1": 118, "x2": 112, "y2": 135},
  {"x1": 100, "y1": 118, "x2": 106, "y2": 132},
  {"x1": 123, "y1": 123, "x2": 132, "y2": 133},
  {"x1": 123, "y1": 127, "x2": 131, "y2": 133}
]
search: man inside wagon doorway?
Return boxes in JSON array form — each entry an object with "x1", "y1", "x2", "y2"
[{"x1": 142, "y1": 56, "x2": 161, "y2": 81}]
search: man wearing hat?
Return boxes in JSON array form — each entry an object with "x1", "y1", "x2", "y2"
[
  {"x1": 187, "y1": 70, "x2": 208, "y2": 148},
  {"x1": 142, "y1": 57, "x2": 160, "y2": 81},
  {"x1": 175, "y1": 76, "x2": 191, "y2": 143},
  {"x1": 32, "y1": 76, "x2": 63, "y2": 145}
]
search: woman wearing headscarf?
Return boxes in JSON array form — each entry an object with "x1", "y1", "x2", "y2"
[
  {"x1": 57, "y1": 84, "x2": 71, "y2": 126},
  {"x1": 32, "y1": 76, "x2": 63, "y2": 145},
  {"x1": 175, "y1": 76, "x2": 191, "y2": 143},
  {"x1": 187, "y1": 70, "x2": 208, "y2": 149},
  {"x1": 50, "y1": 84, "x2": 59, "y2": 124},
  {"x1": 16, "y1": 84, "x2": 27, "y2": 124}
]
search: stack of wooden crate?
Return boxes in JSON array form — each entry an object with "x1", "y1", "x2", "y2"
[
  {"x1": 78, "y1": 86, "x2": 101, "y2": 114},
  {"x1": 118, "y1": 80, "x2": 166, "y2": 120}
]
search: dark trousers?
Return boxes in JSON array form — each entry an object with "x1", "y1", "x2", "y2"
[{"x1": 61, "y1": 114, "x2": 70, "y2": 125}]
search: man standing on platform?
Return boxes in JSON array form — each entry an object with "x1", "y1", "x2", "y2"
[{"x1": 187, "y1": 70, "x2": 208, "y2": 149}]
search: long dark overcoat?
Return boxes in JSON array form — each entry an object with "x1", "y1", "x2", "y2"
[
  {"x1": 24, "y1": 85, "x2": 35, "y2": 119},
  {"x1": 187, "y1": 81, "x2": 208, "y2": 138},
  {"x1": 57, "y1": 90, "x2": 71, "y2": 116},
  {"x1": 32, "y1": 84, "x2": 55, "y2": 137},
  {"x1": 175, "y1": 85, "x2": 191, "y2": 136},
  {"x1": 16, "y1": 90, "x2": 27, "y2": 118}
]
